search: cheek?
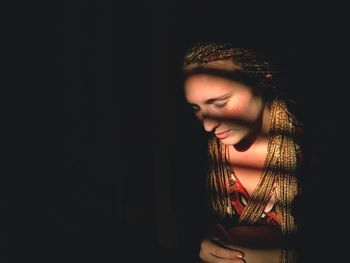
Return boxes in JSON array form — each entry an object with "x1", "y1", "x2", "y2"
[{"x1": 224, "y1": 104, "x2": 243, "y2": 119}]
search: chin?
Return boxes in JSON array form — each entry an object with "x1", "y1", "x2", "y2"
[
  {"x1": 219, "y1": 132, "x2": 248, "y2": 146},
  {"x1": 219, "y1": 137, "x2": 239, "y2": 146}
]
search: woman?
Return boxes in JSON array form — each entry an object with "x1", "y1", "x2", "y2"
[{"x1": 181, "y1": 43, "x2": 304, "y2": 263}]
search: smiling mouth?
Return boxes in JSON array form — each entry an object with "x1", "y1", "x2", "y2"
[{"x1": 215, "y1": 130, "x2": 230, "y2": 139}]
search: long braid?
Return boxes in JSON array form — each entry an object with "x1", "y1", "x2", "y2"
[{"x1": 207, "y1": 99, "x2": 298, "y2": 234}]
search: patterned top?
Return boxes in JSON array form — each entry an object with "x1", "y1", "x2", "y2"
[{"x1": 228, "y1": 170, "x2": 280, "y2": 227}]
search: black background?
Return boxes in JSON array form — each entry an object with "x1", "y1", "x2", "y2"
[{"x1": 10, "y1": 1, "x2": 349, "y2": 262}]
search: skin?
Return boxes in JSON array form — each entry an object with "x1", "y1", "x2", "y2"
[
  {"x1": 184, "y1": 73, "x2": 269, "y2": 146},
  {"x1": 184, "y1": 65, "x2": 294, "y2": 262}
]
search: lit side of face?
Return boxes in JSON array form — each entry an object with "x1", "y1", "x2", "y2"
[{"x1": 184, "y1": 74, "x2": 265, "y2": 146}]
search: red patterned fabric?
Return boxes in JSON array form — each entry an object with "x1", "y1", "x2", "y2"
[{"x1": 228, "y1": 170, "x2": 281, "y2": 227}]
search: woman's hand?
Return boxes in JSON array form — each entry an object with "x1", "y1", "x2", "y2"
[
  {"x1": 199, "y1": 237, "x2": 285, "y2": 263},
  {"x1": 200, "y1": 224, "x2": 297, "y2": 263},
  {"x1": 224, "y1": 243, "x2": 282, "y2": 263},
  {"x1": 199, "y1": 238, "x2": 245, "y2": 263}
]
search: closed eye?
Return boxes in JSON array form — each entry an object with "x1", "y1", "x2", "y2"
[
  {"x1": 190, "y1": 105, "x2": 200, "y2": 112},
  {"x1": 213, "y1": 102, "x2": 227, "y2": 108}
]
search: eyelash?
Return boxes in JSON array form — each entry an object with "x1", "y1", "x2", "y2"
[
  {"x1": 191, "y1": 106, "x2": 200, "y2": 112},
  {"x1": 190, "y1": 102, "x2": 227, "y2": 112},
  {"x1": 214, "y1": 102, "x2": 227, "y2": 108}
]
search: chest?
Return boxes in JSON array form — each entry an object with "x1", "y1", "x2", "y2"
[
  {"x1": 227, "y1": 141, "x2": 277, "y2": 210},
  {"x1": 227, "y1": 142, "x2": 266, "y2": 190}
]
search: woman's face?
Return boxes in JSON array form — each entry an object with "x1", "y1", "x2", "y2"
[{"x1": 184, "y1": 74, "x2": 265, "y2": 146}]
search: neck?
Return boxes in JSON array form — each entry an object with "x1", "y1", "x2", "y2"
[{"x1": 234, "y1": 104, "x2": 270, "y2": 152}]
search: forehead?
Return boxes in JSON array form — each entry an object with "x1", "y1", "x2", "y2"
[{"x1": 184, "y1": 74, "x2": 241, "y2": 102}]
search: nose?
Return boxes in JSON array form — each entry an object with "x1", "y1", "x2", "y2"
[{"x1": 202, "y1": 114, "x2": 220, "y2": 132}]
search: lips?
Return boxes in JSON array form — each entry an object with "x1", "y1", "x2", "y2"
[{"x1": 215, "y1": 130, "x2": 230, "y2": 139}]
